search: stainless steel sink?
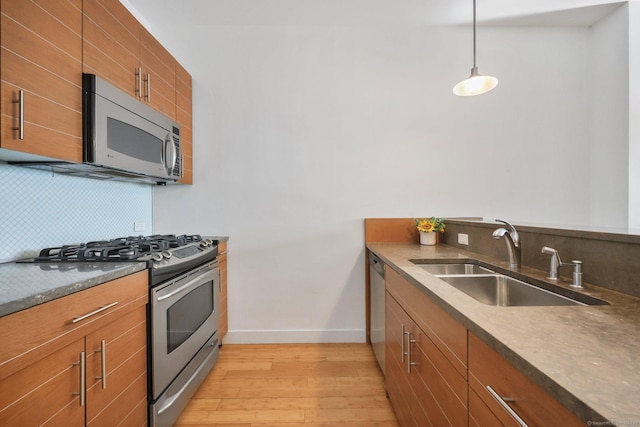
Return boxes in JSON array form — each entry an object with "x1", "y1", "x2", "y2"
[
  {"x1": 421, "y1": 263, "x2": 494, "y2": 275},
  {"x1": 413, "y1": 262, "x2": 495, "y2": 275},
  {"x1": 438, "y1": 274, "x2": 585, "y2": 307}
]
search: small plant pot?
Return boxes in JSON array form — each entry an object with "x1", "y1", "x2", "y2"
[{"x1": 419, "y1": 231, "x2": 437, "y2": 246}]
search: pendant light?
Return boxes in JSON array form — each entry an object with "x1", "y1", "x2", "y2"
[{"x1": 453, "y1": 0, "x2": 498, "y2": 96}]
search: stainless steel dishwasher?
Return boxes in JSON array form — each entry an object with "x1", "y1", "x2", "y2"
[{"x1": 369, "y1": 252, "x2": 385, "y2": 373}]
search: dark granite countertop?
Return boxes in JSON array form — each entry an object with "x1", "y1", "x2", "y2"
[
  {"x1": 367, "y1": 242, "x2": 640, "y2": 425},
  {"x1": 0, "y1": 261, "x2": 147, "y2": 318}
]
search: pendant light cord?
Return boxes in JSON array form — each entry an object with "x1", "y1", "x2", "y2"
[{"x1": 472, "y1": 0, "x2": 477, "y2": 68}]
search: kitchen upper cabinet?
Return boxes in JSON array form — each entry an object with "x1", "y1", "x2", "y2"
[
  {"x1": 175, "y1": 62, "x2": 193, "y2": 184},
  {"x1": 140, "y1": 27, "x2": 176, "y2": 120},
  {"x1": 468, "y1": 332, "x2": 584, "y2": 427},
  {"x1": 385, "y1": 267, "x2": 467, "y2": 427},
  {"x1": 82, "y1": 0, "x2": 140, "y2": 99},
  {"x1": 0, "y1": 271, "x2": 148, "y2": 426},
  {"x1": 0, "y1": 0, "x2": 83, "y2": 162},
  {"x1": 83, "y1": 0, "x2": 176, "y2": 119},
  {"x1": 218, "y1": 241, "x2": 228, "y2": 340}
]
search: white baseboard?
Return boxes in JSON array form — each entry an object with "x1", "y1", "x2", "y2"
[{"x1": 222, "y1": 329, "x2": 366, "y2": 344}]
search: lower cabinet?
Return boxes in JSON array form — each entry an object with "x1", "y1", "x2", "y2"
[
  {"x1": 385, "y1": 267, "x2": 467, "y2": 427},
  {"x1": 0, "y1": 271, "x2": 148, "y2": 426},
  {"x1": 383, "y1": 264, "x2": 587, "y2": 427},
  {"x1": 468, "y1": 332, "x2": 584, "y2": 427}
]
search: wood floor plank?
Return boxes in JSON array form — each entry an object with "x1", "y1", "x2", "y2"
[
  {"x1": 176, "y1": 343, "x2": 399, "y2": 426},
  {"x1": 252, "y1": 423, "x2": 400, "y2": 427},
  {"x1": 215, "y1": 396, "x2": 386, "y2": 411}
]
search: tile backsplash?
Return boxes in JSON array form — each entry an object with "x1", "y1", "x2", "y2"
[{"x1": 0, "y1": 163, "x2": 153, "y2": 261}]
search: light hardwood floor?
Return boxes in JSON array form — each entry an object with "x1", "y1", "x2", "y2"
[{"x1": 175, "y1": 343, "x2": 400, "y2": 427}]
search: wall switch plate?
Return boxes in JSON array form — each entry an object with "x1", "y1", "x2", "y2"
[
  {"x1": 134, "y1": 222, "x2": 145, "y2": 232},
  {"x1": 458, "y1": 233, "x2": 469, "y2": 245}
]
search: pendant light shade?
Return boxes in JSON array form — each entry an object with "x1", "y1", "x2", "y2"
[{"x1": 453, "y1": 0, "x2": 498, "y2": 96}]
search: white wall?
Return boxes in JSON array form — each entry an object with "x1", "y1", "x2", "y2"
[
  {"x1": 590, "y1": 4, "x2": 629, "y2": 229},
  {"x1": 629, "y1": 2, "x2": 640, "y2": 230},
  {"x1": 150, "y1": 22, "x2": 594, "y2": 343}
]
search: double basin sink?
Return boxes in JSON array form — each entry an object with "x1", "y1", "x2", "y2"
[{"x1": 411, "y1": 261, "x2": 608, "y2": 307}]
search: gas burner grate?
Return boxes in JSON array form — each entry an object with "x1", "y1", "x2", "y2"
[{"x1": 29, "y1": 234, "x2": 206, "y2": 263}]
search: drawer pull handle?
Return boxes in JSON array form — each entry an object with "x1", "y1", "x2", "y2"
[
  {"x1": 96, "y1": 339, "x2": 107, "y2": 389},
  {"x1": 401, "y1": 324, "x2": 407, "y2": 363},
  {"x1": 72, "y1": 351, "x2": 86, "y2": 406},
  {"x1": 144, "y1": 73, "x2": 151, "y2": 102},
  {"x1": 407, "y1": 334, "x2": 417, "y2": 373},
  {"x1": 72, "y1": 301, "x2": 118, "y2": 323},
  {"x1": 135, "y1": 68, "x2": 142, "y2": 98},
  {"x1": 486, "y1": 385, "x2": 528, "y2": 427},
  {"x1": 13, "y1": 90, "x2": 24, "y2": 140}
]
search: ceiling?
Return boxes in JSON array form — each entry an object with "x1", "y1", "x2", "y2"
[{"x1": 123, "y1": 0, "x2": 626, "y2": 29}]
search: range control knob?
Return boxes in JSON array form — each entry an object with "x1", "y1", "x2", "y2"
[{"x1": 200, "y1": 239, "x2": 213, "y2": 248}]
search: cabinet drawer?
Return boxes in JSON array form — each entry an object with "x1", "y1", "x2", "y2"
[
  {"x1": 469, "y1": 387, "x2": 504, "y2": 427},
  {"x1": 0, "y1": 271, "x2": 148, "y2": 381},
  {"x1": 469, "y1": 332, "x2": 583, "y2": 427},
  {"x1": 386, "y1": 267, "x2": 467, "y2": 377}
]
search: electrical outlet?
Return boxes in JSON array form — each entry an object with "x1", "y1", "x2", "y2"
[
  {"x1": 134, "y1": 222, "x2": 145, "y2": 232},
  {"x1": 458, "y1": 233, "x2": 469, "y2": 245}
]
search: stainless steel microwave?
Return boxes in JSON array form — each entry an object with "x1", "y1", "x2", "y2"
[{"x1": 82, "y1": 73, "x2": 182, "y2": 184}]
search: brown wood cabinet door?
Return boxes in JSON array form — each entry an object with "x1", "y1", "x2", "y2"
[
  {"x1": 82, "y1": 0, "x2": 142, "y2": 99},
  {"x1": 0, "y1": 338, "x2": 85, "y2": 426},
  {"x1": 85, "y1": 306, "x2": 148, "y2": 426},
  {"x1": 175, "y1": 62, "x2": 193, "y2": 184},
  {"x1": 385, "y1": 266, "x2": 467, "y2": 379},
  {"x1": 409, "y1": 325, "x2": 467, "y2": 426},
  {"x1": 386, "y1": 270, "x2": 468, "y2": 427},
  {"x1": 385, "y1": 292, "x2": 418, "y2": 427},
  {"x1": 0, "y1": 0, "x2": 82, "y2": 162},
  {"x1": 140, "y1": 28, "x2": 176, "y2": 120}
]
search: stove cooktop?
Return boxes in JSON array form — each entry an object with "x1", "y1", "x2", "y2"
[{"x1": 29, "y1": 234, "x2": 211, "y2": 263}]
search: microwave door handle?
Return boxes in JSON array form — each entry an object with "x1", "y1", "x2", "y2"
[{"x1": 164, "y1": 134, "x2": 178, "y2": 175}]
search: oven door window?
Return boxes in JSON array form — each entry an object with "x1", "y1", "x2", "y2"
[{"x1": 166, "y1": 281, "x2": 214, "y2": 353}]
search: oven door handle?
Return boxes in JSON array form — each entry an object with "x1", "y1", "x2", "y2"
[{"x1": 156, "y1": 269, "x2": 216, "y2": 302}]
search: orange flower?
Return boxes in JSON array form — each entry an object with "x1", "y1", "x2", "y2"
[{"x1": 414, "y1": 217, "x2": 446, "y2": 233}]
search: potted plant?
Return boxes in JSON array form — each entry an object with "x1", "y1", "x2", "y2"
[{"x1": 414, "y1": 217, "x2": 446, "y2": 245}]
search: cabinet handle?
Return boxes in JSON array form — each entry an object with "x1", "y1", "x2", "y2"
[
  {"x1": 144, "y1": 73, "x2": 151, "y2": 102},
  {"x1": 96, "y1": 339, "x2": 107, "y2": 389},
  {"x1": 72, "y1": 301, "x2": 118, "y2": 324},
  {"x1": 13, "y1": 90, "x2": 24, "y2": 140},
  {"x1": 407, "y1": 333, "x2": 417, "y2": 373},
  {"x1": 72, "y1": 351, "x2": 86, "y2": 406},
  {"x1": 401, "y1": 324, "x2": 407, "y2": 363},
  {"x1": 486, "y1": 385, "x2": 528, "y2": 427},
  {"x1": 135, "y1": 68, "x2": 142, "y2": 98}
]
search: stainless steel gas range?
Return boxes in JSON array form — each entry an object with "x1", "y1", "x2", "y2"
[{"x1": 22, "y1": 234, "x2": 221, "y2": 427}]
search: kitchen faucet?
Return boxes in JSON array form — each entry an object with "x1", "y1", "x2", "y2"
[{"x1": 492, "y1": 219, "x2": 521, "y2": 270}]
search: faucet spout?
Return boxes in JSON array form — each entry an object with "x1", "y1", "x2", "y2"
[{"x1": 492, "y1": 220, "x2": 521, "y2": 270}]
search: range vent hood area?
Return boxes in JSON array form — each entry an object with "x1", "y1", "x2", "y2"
[
  {"x1": 3, "y1": 74, "x2": 183, "y2": 186},
  {"x1": 7, "y1": 160, "x2": 175, "y2": 185}
]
